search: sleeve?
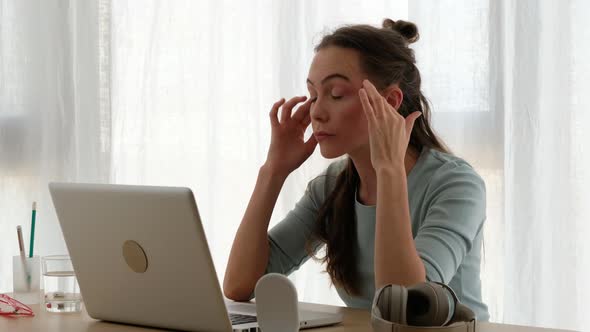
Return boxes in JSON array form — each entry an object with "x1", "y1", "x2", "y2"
[
  {"x1": 265, "y1": 179, "x2": 325, "y2": 276},
  {"x1": 414, "y1": 163, "x2": 486, "y2": 284},
  {"x1": 246, "y1": 175, "x2": 329, "y2": 300}
]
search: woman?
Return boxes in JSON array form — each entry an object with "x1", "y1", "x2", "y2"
[{"x1": 223, "y1": 18, "x2": 490, "y2": 321}]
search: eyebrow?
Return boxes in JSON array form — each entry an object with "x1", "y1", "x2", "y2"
[{"x1": 306, "y1": 73, "x2": 350, "y2": 86}]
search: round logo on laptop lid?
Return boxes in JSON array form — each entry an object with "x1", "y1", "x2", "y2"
[{"x1": 122, "y1": 240, "x2": 148, "y2": 273}]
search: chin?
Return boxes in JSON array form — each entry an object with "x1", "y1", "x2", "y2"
[{"x1": 319, "y1": 146, "x2": 346, "y2": 159}]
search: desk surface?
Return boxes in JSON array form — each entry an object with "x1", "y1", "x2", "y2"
[{"x1": 0, "y1": 301, "x2": 577, "y2": 332}]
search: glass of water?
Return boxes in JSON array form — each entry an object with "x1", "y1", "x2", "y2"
[{"x1": 42, "y1": 255, "x2": 82, "y2": 313}]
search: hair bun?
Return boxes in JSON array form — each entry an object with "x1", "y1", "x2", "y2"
[{"x1": 382, "y1": 18, "x2": 419, "y2": 44}]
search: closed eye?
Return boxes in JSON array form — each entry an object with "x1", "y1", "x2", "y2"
[{"x1": 309, "y1": 96, "x2": 342, "y2": 103}]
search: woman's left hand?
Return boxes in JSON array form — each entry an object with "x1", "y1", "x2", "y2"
[{"x1": 359, "y1": 79, "x2": 422, "y2": 172}]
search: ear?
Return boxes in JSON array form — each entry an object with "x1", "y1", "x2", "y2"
[{"x1": 383, "y1": 84, "x2": 403, "y2": 111}]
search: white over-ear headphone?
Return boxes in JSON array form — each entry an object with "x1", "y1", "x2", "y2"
[{"x1": 372, "y1": 282, "x2": 477, "y2": 332}]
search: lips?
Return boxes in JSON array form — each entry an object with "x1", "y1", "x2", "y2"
[{"x1": 314, "y1": 131, "x2": 334, "y2": 142}]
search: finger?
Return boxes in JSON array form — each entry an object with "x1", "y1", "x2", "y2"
[
  {"x1": 386, "y1": 102, "x2": 403, "y2": 119},
  {"x1": 270, "y1": 98, "x2": 285, "y2": 126},
  {"x1": 359, "y1": 88, "x2": 376, "y2": 125},
  {"x1": 300, "y1": 113, "x2": 311, "y2": 129},
  {"x1": 405, "y1": 111, "x2": 423, "y2": 134},
  {"x1": 292, "y1": 96, "x2": 313, "y2": 122},
  {"x1": 281, "y1": 96, "x2": 307, "y2": 123},
  {"x1": 304, "y1": 134, "x2": 318, "y2": 154},
  {"x1": 362, "y1": 79, "x2": 386, "y2": 118}
]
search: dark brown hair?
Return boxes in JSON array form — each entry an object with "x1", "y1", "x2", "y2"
[{"x1": 305, "y1": 19, "x2": 450, "y2": 296}]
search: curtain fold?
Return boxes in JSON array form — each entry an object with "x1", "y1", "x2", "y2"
[{"x1": 1, "y1": 1, "x2": 589, "y2": 331}]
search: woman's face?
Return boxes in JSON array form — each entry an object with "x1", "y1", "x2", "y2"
[{"x1": 307, "y1": 47, "x2": 370, "y2": 159}]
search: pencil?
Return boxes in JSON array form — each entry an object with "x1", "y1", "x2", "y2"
[
  {"x1": 17, "y1": 226, "x2": 31, "y2": 291},
  {"x1": 29, "y1": 202, "x2": 36, "y2": 258},
  {"x1": 17, "y1": 226, "x2": 26, "y2": 259}
]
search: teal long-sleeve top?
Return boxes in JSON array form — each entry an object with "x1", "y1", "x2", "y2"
[{"x1": 261, "y1": 147, "x2": 489, "y2": 321}]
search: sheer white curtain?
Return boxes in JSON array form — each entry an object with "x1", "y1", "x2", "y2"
[
  {"x1": 1, "y1": 1, "x2": 589, "y2": 331},
  {"x1": 411, "y1": 1, "x2": 590, "y2": 330},
  {"x1": 0, "y1": 0, "x2": 110, "y2": 290}
]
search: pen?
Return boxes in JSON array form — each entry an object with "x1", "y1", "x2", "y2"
[
  {"x1": 16, "y1": 226, "x2": 31, "y2": 291},
  {"x1": 29, "y1": 202, "x2": 37, "y2": 258}
]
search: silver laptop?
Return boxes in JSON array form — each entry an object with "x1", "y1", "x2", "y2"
[{"x1": 49, "y1": 182, "x2": 343, "y2": 331}]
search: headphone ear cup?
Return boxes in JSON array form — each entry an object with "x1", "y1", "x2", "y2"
[
  {"x1": 375, "y1": 284, "x2": 408, "y2": 325},
  {"x1": 406, "y1": 282, "x2": 455, "y2": 326}
]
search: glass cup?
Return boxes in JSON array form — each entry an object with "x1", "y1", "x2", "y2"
[{"x1": 42, "y1": 255, "x2": 82, "y2": 313}]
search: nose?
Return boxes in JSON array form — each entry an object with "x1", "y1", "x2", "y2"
[{"x1": 310, "y1": 99, "x2": 329, "y2": 123}]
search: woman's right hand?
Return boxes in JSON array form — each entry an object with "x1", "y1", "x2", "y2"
[{"x1": 264, "y1": 96, "x2": 317, "y2": 176}]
